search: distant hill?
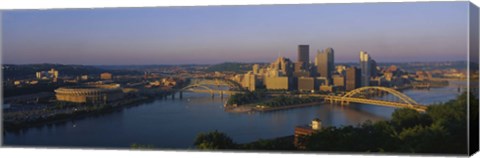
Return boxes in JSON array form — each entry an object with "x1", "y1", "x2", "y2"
[
  {"x1": 2, "y1": 64, "x2": 142, "y2": 80},
  {"x1": 206, "y1": 62, "x2": 267, "y2": 73}
]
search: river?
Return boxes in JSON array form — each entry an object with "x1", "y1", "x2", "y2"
[{"x1": 3, "y1": 80, "x2": 466, "y2": 149}]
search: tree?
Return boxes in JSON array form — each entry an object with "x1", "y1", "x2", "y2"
[
  {"x1": 194, "y1": 130, "x2": 236, "y2": 150},
  {"x1": 397, "y1": 122, "x2": 449, "y2": 153},
  {"x1": 391, "y1": 108, "x2": 432, "y2": 130}
]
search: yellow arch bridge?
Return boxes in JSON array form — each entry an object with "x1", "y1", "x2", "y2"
[
  {"x1": 172, "y1": 78, "x2": 246, "y2": 99},
  {"x1": 309, "y1": 86, "x2": 427, "y2": 112}
]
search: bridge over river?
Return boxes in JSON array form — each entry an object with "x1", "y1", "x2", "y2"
[
  {"x1": 305, "y1": 86, "x2": 428, "y2": 112},
  {"x1": 172, "y1": 78, "x2": 427, "y2": 112},
  {"x1": 171, "y1": 78, "x2": 246, "y2": 99}
]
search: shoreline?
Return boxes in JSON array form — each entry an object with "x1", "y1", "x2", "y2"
[
  {"x1": 3, "y1": 96, "x2": 155, "y2": 131},
  {"x1": 253, "y1": 102, "x2": 321, "y2": 112},
  {"x1": 225, "y1": 101, "x2": 322, "y2": 113}
]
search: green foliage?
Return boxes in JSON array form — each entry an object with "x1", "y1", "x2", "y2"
[
  {"x1": 227, "y1": 90, "x2": 266, "y2": 105},
  {"x1": 240, "y1": 136, "x2": 295, "y2": 150},
  {"x1": 391, "y1": 108, "x2": 432, "y2": 130},
  {"x1": 194, "y1": 130, "x2": 236, "y2": 150},
  {"x1": 261, "y1": 95, "x2": 317, "y2": 107},
  {"x1": 396, "y1": 122, "x2": 449, "y2": 153},
  {"x1": 193, "y1": 131, "x2": 295, "y2": 151},
  {"x1": 303, "y1": 121, "x2": 398, "y2": 152}
]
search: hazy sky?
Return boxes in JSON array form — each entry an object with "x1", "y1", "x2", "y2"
[{"x1": 1, "y1": 2, "x2": 469, "y2": 65}]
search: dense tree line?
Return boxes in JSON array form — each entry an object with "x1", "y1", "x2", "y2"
[
  {"x1": 226, "y1": 90, "x2": 267, "y2": 105},
  {"x1": 194, "y1": 92, "x2": 478, "y2": 155},
  {"x1": 260, "y1": 95, "x2": 318, "y2": 107},
  {"x1": 194, "y1": 130, "x2": 236, "y2": 150},
  {"x1": 4, "y1": 82, "x2": 75, "y2": 97},
  {"x1": 193, "y1": 130, "x2": 295, "y2": 151}
]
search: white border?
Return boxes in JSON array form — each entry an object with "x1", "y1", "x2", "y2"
[{"x1": 0, "y1": 0, "x2": 478, "y2": 158}]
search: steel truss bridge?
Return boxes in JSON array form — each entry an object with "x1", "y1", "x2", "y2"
[
  {"x1": 174, "y1": 78, "x2": 246, "y2": 98},
  {"x1": 309, "y1": 86, "x2": 427, "y2": 112}
]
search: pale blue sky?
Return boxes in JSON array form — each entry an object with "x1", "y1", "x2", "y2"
[{"x1": 1, "y1": 2, "x2": 469, "y2": 65}]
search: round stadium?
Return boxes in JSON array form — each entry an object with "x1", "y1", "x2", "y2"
[{"x1": 55, "y1": 84, "x2": 124, "y2": 104}]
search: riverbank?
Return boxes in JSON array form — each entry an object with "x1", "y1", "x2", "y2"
[
  {"x1": 3, "y1": 96, "x2": 155, "y2": 131},
  {"x1": 253, "y1": 102, "x2": 321, "y2": 112},
  {"x1": 224, "y1": 101, "x2": 321, "y2": 113}
]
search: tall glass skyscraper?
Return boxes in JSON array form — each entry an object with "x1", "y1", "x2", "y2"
[
  {"x1": 360, "y1": 51, "x2": 371, "y2": 87},
  {"x1": 316, "y1": 48, "x2": 334, "y2": 80},
  {"x1": 297, "y1": 45, "x2": 310, "y2": 63}
]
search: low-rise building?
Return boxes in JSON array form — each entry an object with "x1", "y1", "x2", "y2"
[
  {"x1": 100, "y1": 72, "x2": 113, "y2": 80},
  {"x1": 298, "y1": 77, "x2": 315, "y2": 92},
  {"x1": 294, "y1": 118, "x2": 323, "y2": 149},
  {"x1": 242, "y1": 72, "x2": 257, "y2": 91},
  {"x1": 332, "y1": 75, "x2": 345, "y2": 91},
  {"x1": 265, "y1": 76, "x2": 292, "y2": 90}
]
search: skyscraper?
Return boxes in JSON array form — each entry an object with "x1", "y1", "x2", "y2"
[
  {"x1": 294, "y1": 45, "x2": 310, "y2": 77},
  {"x1": 297, "y1": 45, "x2": 309, "y2": 63},
  {"x1": 360, "y1": 51, "x2": 372, "y2": 87},
  {"x1": 346, "y1": 67, "x2": 361, "y2": 91},
  {"x1": 370, "y1": 59, "x2": 378, "y2": 77},
  {"x1": 252, "y1": 64, "x2": 259, "y2": 75},
  {"x1": 270, "y1": 57, "x2": 293, "y2": 76},
  {"x1": 316, "y1": 48, "x2": 334, "y2": 81}
]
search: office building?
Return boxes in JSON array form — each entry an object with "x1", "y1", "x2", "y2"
[
  {"x1": 316, "y1": 77, "x2": 330, "y2": 87},
  {"x1": 265, "y1": 76, "x2": 292, "y2": 90},
  {"x1": 332, "y1": 74, "x2": 345, "y2": 90},
  {"x1": 298, "y1": 45, "x2": 309, "y2": 63},
  {"x1": 252, "y1": 64, "x2": 260, "y2": 75},
  {"x1": 242, "y1": 72, "x2": 256, "y2": 91},
  {"x1": 270, "y1": 57, "x2": 294, "y2": 76},
  {"x1": 346, "y1": 67, "x2": 361, "y2": 91},
  {"x1": 295, "y1": 45, "x2": 310, "y2": 73},
  {"x1": 36, "y1": 68, "x2": 59, "y2": 80},
  {"x1": 360, "y1": 51, "x2": 374, "y2": 86},
  {"x1": 319, "y1": 85, "x2": 340, "y2": 93},
  {"x1": 298, "y1": 77, "x2": 315, "y2": 91},
  {"x1": 80, "y1": 75, "x2": 89, "y2": 81},
  {"x1": 100, "y1": 72, "x2": 113, "y2": 80},
  {"x1": 336, "y1": 65, "x2": 347, "y2": 75},
  {"x1": 371, "y1": 59, "x2": 378, "y2": 77},
  {"x1": 294, "y1": 118, "x2": 322, "y2": 149},
  {"x1": 316, "y1": 48, "x2": 334, "y2": 80}
]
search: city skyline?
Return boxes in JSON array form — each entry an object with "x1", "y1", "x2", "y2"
[{"x1": 2, "y1": 2, "x2": 469, "y2": 65}]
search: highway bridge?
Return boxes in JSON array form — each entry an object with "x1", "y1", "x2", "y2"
[
  {"x1": 307, "y1": 86, "x2": 427, "y2": 112},
  {"x1": 171, "y1": 78, "x2": 427, "y2": 112},
  {"x1": 172, "y1": 78, "x2": 246, "y2": 99}
]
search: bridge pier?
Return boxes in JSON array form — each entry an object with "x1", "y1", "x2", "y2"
[
  {"x1": 179, "y1": 91, "x2": 183, "y2": 99},
  {"x1": 220, "y1": 91, "x2": 224, "y2": 99},
  {"x1": 171, "y1": 93, "x2": 175, "y2": 99},
  {"x1": 211, "y1": 93, "x2": 214, "y2": 99}
]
